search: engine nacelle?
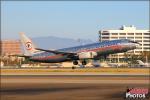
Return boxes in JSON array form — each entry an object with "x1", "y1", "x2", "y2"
[{"x1": 78, "y1": 51, "x2": 97, "y2": 59}]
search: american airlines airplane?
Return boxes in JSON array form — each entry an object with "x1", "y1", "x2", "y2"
[{"x1": 19, "y1": 33, "x2": 139, "y2": 66}]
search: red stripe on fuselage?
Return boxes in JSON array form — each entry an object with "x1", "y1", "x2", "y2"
[{"x1": 32, "y1": 54, "x2": 63, "y2": 60}]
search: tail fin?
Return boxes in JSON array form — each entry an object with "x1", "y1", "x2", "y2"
[{"x1": 19, "y1": 32, "x2": 37, "y2": 55}]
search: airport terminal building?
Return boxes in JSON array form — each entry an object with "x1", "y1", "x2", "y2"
[
  {"x1": 99, "y1": 25, "x2": 150, "y2": 62},
  {"x1": 0, "y1": 40, "x2": 22, "y2": 55}
]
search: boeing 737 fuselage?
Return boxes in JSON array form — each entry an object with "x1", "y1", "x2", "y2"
[{"x1": 19, "y1": 33, "x2": 139, "y2": 65}]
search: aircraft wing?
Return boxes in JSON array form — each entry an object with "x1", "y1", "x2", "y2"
[
  {"x1": 35, "y1": 48, "x2": 76, "y2": 55},
  {"x1": 9, "y1": 54, "x2": 31, "y2": 58}
]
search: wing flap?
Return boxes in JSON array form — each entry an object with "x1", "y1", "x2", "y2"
[{"x1": 9, "y1": 54, "x2": 31, "y2": 58}]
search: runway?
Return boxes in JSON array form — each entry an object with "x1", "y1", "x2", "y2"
[
  {"x1": 1, "y1": 75, "x2": 149, "y2": 100},
  {"x1": 1, "y1": 75, "x2": 149, "y2": 84}
]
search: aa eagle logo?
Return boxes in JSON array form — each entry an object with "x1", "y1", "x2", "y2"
[{"x1": 25, "y1": 42, "x2": 32, "y2": 50}]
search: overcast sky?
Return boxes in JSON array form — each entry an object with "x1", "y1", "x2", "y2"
[{"x1": 1, "y1": 1, "x2": 149, "y2": 41}]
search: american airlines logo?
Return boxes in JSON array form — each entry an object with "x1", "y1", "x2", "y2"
[{"x1": 25, "y1": 42, "x2": 32, "y2": 50}]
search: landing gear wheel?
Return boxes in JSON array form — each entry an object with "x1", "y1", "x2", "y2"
[
  {"x1": 82, "y1": 60, "x2": 87, "y2": 65},
  {"x1": 73, "y1": 60, "x2": 78, "y2": 65},
  {"x1": 72, "y1": 66, "x2": 76, "y2": 69}
]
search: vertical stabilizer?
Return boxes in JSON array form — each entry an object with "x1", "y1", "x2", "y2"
[{"x1": 19, "y1": 32, "x2": 37, "y2": 55}]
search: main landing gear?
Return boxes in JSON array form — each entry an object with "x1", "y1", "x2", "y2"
[
  {"x1": 72, "y1": 60, "x2": 78, "y2": 69},
  {"x1": 72, "y1": 60, "x2": 87, "y2": 69},
  {"x1": 73, "y1": 60, "x2": 87, "y2": 65},
  {"x1": 73, "y1": 60, "x2": 78, "y2": 65},
  {"x1": 81, "y1": 60, "x2": 87, "y2": 65}
]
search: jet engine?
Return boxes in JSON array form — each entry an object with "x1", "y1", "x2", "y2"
[{"x1": 78, "y1": 51, "x2": 97, "y2": 59}]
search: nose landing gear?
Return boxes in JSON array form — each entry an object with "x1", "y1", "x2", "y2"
[{"x1": 81, "y1": 60, "x2": 87, "y2": 65}]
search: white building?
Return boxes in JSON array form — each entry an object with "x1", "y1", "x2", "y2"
[{"x1": 99, "y1": 25, "x2": 150, "y2": 62}]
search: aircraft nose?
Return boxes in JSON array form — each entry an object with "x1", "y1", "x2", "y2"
[
  {"x1": 133, "y1": 42, "x2": 141, "y2": 49},
  {"x1": 129, "y1": 41, "x2": 141, "y2": 49},
  {"x1": 135, "y1": 43, "x2": 140, "y2": 49},
  {"x1": 133, "y1": 41, "x2": 141, "y2": 45},
  {"x1": 130, "y1": 41, "x2": 141, "y2": 45}
]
